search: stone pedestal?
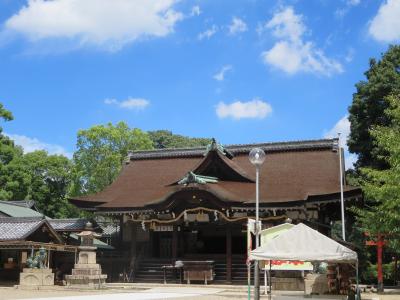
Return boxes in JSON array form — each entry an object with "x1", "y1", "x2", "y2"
[
  {"x1": 19, "y1": 268, "x2": 54, "y2": 286},
  {"x1": 65, "y1": 248, "x2": 107, "y2": 288}
]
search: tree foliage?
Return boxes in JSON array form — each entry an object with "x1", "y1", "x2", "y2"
[
  {"x1": 1, "y1": 102, "x2": 213, "y2": 217},
  {"x1": 0, "y1": 102, "x2": 77, "y2": 218},
  {"x1": 348, "y1": 45, "x2": 400, "y2": 169},
  {"x1": 0, "y1": 103, "x2": 24, "y2": 199},
  {"x1": 16, "y1": 151, "x2": 76, "y2": 218},
  {"x1": 71, "y1": 122, "x2": 153, "y2": 195},
  {"x1": 148, "y1": 130, "x2": 211, "y2": 149},
  {"x1": 354, "y1": 95, "x2": 400, "y2": 252}
]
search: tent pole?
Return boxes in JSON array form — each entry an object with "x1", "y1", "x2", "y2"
[
  {"x1": 269, "y1": 261, "x2": 272, "y2": 300},
  {"x1": 264, "y1": 266, "x2": 267, "y2": 295},
  {"x1": 247, "y1": 262, "x2": 251, "y2": 300}
]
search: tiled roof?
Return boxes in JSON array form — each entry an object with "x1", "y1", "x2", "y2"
[
  {"x1": 0, "y1": 201, "x2": 43, "y2": 218},
  {"x1": 0, "y1": 200, "x2": 36, "y2": 209},
  {"x1": 0, "y1": 218, "x2": 44, "y2": 240},
  {"x1": 128, "y1": 139, "x2": 338, "y2": 160},
  {"x1": 48, "y1": 218, "x2": 88, "y2": 232},
  {"x1": 0, "y1": 217, "x2": 63, "y2": 243},
  {"x1": 69, "y1": 138, "x2": 362, "y2": 211}
]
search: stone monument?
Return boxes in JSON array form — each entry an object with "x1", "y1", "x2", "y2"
[
  {"x1": 65, "y1": 222, "x2": 107, "y2": 288},
  {"x1": 20, "y1": 247, "x2": 54, "y2": 286}
]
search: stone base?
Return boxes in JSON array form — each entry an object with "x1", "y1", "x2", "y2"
[
  {"x1": 272, "y1": 277, "x2": 304, "y2": 291},
  {"x1": 65, "y1": 263, "x2": 107, "y2": 287},
  {"x1": 19, "y1": 268, "x2": 54, "y2": 286}
]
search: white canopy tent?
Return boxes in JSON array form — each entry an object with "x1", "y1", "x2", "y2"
[
  {"x1": 250, "y1": 223, "x2": 357, "y2": 262},
  {"x1": 250, "y1": 223, "x2": 359, "y2": 299}
]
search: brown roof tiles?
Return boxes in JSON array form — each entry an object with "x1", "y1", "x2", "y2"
[{"x1": 69, "y1": 139, "x2": 361, "y2": 211}]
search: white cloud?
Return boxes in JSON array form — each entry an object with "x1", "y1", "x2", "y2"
[
  {"x1": 6, "y1": 133, "x2": 72, "y2": 158},
  {"x1": 198, "y1": 25, "x2": 218, "y2": 40},
  {"x1": 213, "y1": 65, "x2": 232, "y2": 81},
  {"x1": 190, "y1": 6, "x2": 201, "y2": 17},
  {"x1": 369, "y1": 0, "x2": 400, "y2": 43},
  {"x1": 216, "y1": 99, "x2": 272, "y2": 120},
  {"x1": 323, "y1": 115, "x2": 357, "y2": 169},
  {"x1": 348, "y1": 0, "x2": 361, "y2": 6},
  {"x1": 324, "y1": 115, "x2": 350, "y2": 148},
  {"x1": 266, "y1": 7, "x2": 305, "y2": 43},
  {"x1": 104, "y1": 98, "x2": 150, "y2": 110},
  {"x1": 4, "y1": 0, "x2": 183, "y2": 51},
  {"x1": 228, "y1": 17, "x2": 247, "y2": 35},
  {"x1": 335, "y1": 0, "x2": 361, "y2": 18},
  {"x1": 261, "y1": 7, "x2": 343, "y2": 76},
  {"x1": 345, "y1": 48, "x2": 355, "y2": 62}
]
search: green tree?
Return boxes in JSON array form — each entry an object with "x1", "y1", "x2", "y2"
[
  {"x1": 148, "y1": 130, "x2": 211, "y2": 149},
  {"x1": 71, "y1": 122, "x2": 153, "y2": 195},
  {"x1": 0, "y1": 103, "x2": 24, "y2": 199},
  {"x1": 0, "y1": 103, "x2": 13, "y2": 122},
  {"x1": 348, "y1": 45, "x2": 400, "y2": 169},
  {"x1": 354, "y1": 95, "x2": 400, "y2": 252},
  {"x1": 19, "y1": 151, "x2": 76, "y2": 218},
  {"x1": 0, "y1": 102, "x2": 76, "y2": 217}
]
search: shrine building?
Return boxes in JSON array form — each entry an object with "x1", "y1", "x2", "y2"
[{"x1": 69, "y1": 138, "x2": 362, "y2": 283}]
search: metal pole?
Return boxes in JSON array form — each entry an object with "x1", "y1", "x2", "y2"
[
  {"x1": 254, "y1": 166, "x2": 260, "y2": 300},
  {"x1": 356, "y1": 261, "x2": 360, "y2": 300},
  {"x1": 264, "y1": 267, "x2": 267, "y2": 295},
  {"x1": 269, "y1": 261, "x2": 272, "y2": 300},
  {"x1": 377, "y1": 234, "x2": 384, "y2": 293},
  {"x1": 247, "y1": 221, "x2": 251, "y2": 300},
  {"x1": 338, "y1": 133, "x2": 346, "y2": 241}
]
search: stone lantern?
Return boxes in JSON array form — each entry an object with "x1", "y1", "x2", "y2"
[{"x1": 65, "y1": 221, "x2": 107, "y2": 287}]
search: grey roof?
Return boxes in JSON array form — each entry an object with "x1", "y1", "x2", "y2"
[
  {"x1": 0, "y1": 200, "x2": 36, "y2": 209},
  {"x1": 0, "y1": 217, "x2": 44, "y2": 241},
  {"x1": 0, "y1": 217, "x2": 63, "y2": 243},
  {"x1": 48, "y1": 218, "x2": 88, "y2": 232},
  {"x1": 0, "y1": 201, "x2": 43, "y2": 218},
  {"x1": 128, "y1": 139, "x2": 338, "y2": 160}
]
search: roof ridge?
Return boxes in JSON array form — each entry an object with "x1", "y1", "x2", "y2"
[
  {"x1": 0, "y1": 216, "x2": 44, "y2": 222},
  {"x1": 128, "y1": 138, "x2": 338, "y2": 160}
]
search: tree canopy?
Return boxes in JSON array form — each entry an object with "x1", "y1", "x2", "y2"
[
  {"x1": 354, "y1": 94, "x2": 400, "y2": 251},
  {"x1": 70, "y1": 122, "x2": 153, "y2": 196},
  {"x1": 0, "y1": 102, "x2": 77, "y2": 217},
  {"x1": 148, "y1": 130, "x2": 211, "y2": 149},
  {"x1": 1, "y1": 103, "x2": 213, "y2": 217},
  {"x1": 348, "y1": 45, "x2": 400, "y2": 169},
  {"x1": 0, "y1": 103, "x2": 23, "y2": 199}
]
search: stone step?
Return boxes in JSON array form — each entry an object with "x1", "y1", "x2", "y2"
[
  {"x1": 66, "y1": 274, "x2": 107, "y2": 280},
  {"x1": 72, "y1": 269, "x2": 103, "y2": 276}
]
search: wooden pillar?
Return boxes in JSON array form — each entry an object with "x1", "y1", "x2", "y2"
[
  {"x1": 119, "y1": 215, "x2": 124, "y2": 247},
  {"x1": 130, "y1": 222, "x2": 137, "y2": 259},
  {"x1": 226, "y1": 225, "x2": 232, "y2": 283},
  {"x1": 172, "y1": 225, "x2": 178, "y2": 261}
]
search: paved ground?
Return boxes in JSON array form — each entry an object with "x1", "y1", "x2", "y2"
[{"x1": 0, "y1": 286, "x2": 398, "y2": 300}]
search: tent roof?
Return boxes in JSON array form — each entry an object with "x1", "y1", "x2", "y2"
[
  {"x1": 250, "y1": 223, "x2": 357, "y2": 262},
  {"x1": 261, "y1": 223, "x2": 294, "y2": 245}
]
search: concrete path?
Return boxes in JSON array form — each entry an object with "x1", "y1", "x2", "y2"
[{"x1": 18, "y1": 287, "x2": 224, "y2": 300}]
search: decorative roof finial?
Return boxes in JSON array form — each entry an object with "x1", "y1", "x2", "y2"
[
  {"x1": 178, "y1": 171, "x2": 218, "y2": 185},
  {"x1": 204, "y1": 138, "x2": 231, "y2": 157}
]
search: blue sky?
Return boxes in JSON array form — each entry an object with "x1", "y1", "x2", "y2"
[{"x1": 1, "y1": 0, "x2": 399, "y2": 168}]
